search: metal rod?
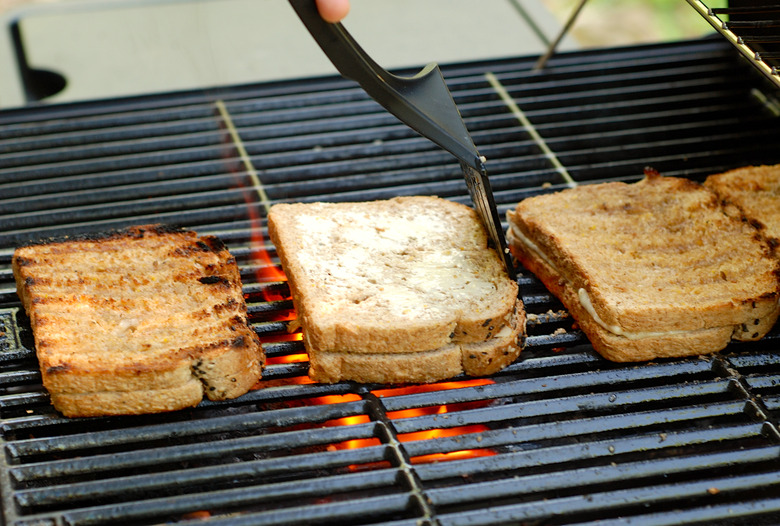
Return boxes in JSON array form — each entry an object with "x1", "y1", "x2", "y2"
[{"x1": 534, "y1": 0, "x2": 590, "y2": 71}]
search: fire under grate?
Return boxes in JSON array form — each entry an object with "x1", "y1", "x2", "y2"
[{"x1": 1, "y1": 38, "x2": 780, "y2": 525}]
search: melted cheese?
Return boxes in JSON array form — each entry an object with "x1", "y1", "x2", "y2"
[
  {"x1": 575, "y1": 287, "x2": 691, "y2": 340},
  {"x1": 508, "y1": 224, "x2": 559, "y2": 274}
]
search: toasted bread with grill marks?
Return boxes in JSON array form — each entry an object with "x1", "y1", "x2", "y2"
[
  {"x1": 12, "y1": 224, "x2": 264, "y2": 417},
  {"x1": 704, "y1": 164, "x2": 780, "y2": 251},
  {"x1": 268, "y1": 196, "x2": 524, "y2": 384},
  {"x1": 507, "y1": 174, "x2": 780, "y2": 362}
]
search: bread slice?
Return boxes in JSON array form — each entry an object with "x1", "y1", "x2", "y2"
[
  {"x1": 12, "y1": 224, "x2": 264, "y2": 417},
  {"x1": 507, "y1": 174, "x2": 780, "y2": 362},
  {"x1": 309, "y1": 303, "x2": 525, "y2": 384},
  {"x1": 704, "y1": 164, "x2": 780, "y2": 249},
  {"x1": 267, "y1": 196, "x2": 524, "y2": 383}
]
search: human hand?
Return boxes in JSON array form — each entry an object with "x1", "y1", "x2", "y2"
[{"x1": 315, "y1": 0, "x2": 350, "y2": 23}]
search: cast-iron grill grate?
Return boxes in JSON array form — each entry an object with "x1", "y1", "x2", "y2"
[{"x1": 1, "y1": 38, "x2": 780, "y2": 525}]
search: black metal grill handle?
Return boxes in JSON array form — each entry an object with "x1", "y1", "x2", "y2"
[{"x1": 287, "y1": 0, "x2": 481, "y2": 170}]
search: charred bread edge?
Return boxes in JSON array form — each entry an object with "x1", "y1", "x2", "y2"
[{"x1": 14, "y1": 223, "x2": 204, "y2": 249}]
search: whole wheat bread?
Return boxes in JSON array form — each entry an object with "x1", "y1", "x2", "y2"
[
  {"x1": 12, "y1": 224, "x2": 264, "y2": 417},
  {"x1": 704, "y1": 164, "x2": 780, "y2": 250},
  {"x1": 507, "y1": 174, "x2": 780, "y2": 362},
  {"x1": 268, "y1": 196, "x2": 524, "y2": 383},
  {"x1": 310, "y1": 303, "x2": 525, "y2": 383}
]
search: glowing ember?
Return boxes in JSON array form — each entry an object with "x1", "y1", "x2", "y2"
[
  {"x1": 261, "y1": 351, "x2": 312, "y2": 386},
  {"x1": 181, "y1": 511, "x2": 211, "y2": 520},
  {"x1": 260, "y1": 331, "x2": 303, "y2": 344}
]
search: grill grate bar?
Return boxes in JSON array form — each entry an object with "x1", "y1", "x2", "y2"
[
  {"x1": 154, "y1": 493, "x2": 415, "y2": 526},
  {"x1": 413, "y1": 407, "x2": 760, "y2": 480},
  {"x1": 392, "y1": 380, "x2": 737, "y2": 437},
  {"x1": 10, "y1": 422, "x2": 379, "y2": 483},
  {"x1": 427, "y1": 445, "x2": 780, "y2": 507},
  {"x1": 379, "y1": 360, "x2": 715, "y2": 413},
  {"x1": 5, "y1": 400, "x2": 369, "y2": 458},
  {"x1": 688, "y1": 0, "x2": 780, "y2": 87},
  {"x1": 568, "y1": 497, "x2": 780, "y2": 526},
  {"x1": 59, "y1": 470, "x2": 405, "y2": 526},
  {"x1": 0, "y1": 204, "x2": 255, "y2": 250},
  {"x1": 15, "y1": 445, "x2": 390, "y2": 511},
  {"x1": 405, "y1": 418, "x2": 766, "y2": 466},
  {"x1": 0, "y1": 129, "x2": 229, "y2": 169},
  {"x1": 438, "y1": 470, "x2": 780, "y2": 526}
]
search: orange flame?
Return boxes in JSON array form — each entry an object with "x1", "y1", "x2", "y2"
[
  {"x1": 262, "y1": 351, "x2": 313, "y2": 386},
  {"x1": 217, "y1": 103, "x2": 286, "y2": 300},
  {"x1": 265, "y1": 353, "x2": 308, "y2": 365},
  {"x1": 402, "y1": 412, "x2": 496, "y2": 464},
  {"x1": 261, "y1": 331, "x2": 303, "y2": 344},
  {"x1": 378, "y1": 379, "x2": 496, "y2": 463},
  {"x1": 233, "y1": 178, "x2": 287, "y2": 301},
  {"x1": 312, "y1": 394, "x2": 377, "y2": 452},
  {"x1": 316, "y1": 380, "x2": 496, "y2": 465}
]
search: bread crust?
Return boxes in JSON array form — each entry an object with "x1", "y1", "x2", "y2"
[
  {"x1": 309, "y1": 300, "x2": 525, "y2": 383},
  {"x1": 50, "y1": 381, "x2": 204, "y2": 419},
  {"x1": 12, "y1": 224, "x2": 264, "y2": 417},
  {"x1": 269, "y1": 197, "x2": 524, "y2": 382},
  {"x1": 507, "y1": 175, "x2": 780, "y2": 362}
]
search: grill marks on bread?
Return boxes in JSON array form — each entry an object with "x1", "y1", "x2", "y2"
[
  {"x1": 268, "y1": 196, "x2": 524, "y2": 384},
  {"x1": 507, "y1": 173, "x2": 780, "y2": 362},
  {"x1": 12, "y1": 225, "x2": 264, "y2": 417}
]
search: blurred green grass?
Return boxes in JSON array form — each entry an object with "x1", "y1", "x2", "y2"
[{"x1": 541, "y1": 0, "x2": 728, "y2": 47}]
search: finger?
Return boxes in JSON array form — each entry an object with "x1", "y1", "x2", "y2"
[{"x1": 315, "y1": 0, "x2": 350, "y2": 23}]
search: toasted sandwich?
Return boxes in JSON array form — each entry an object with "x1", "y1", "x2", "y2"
[
  {"x1": 268, "y1": 196, "x2": 525, "y2": 383},
  {"x1": 507, "y1": 174, "x2": 780, "y2": 362}
]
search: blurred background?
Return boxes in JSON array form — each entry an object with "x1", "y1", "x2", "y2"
[
  {"x1": 0, "y1": 0, "x2": 724, "y2": 108},
  {"x1": 542, "y1": 0, "x2": 724, "y2": 45}
]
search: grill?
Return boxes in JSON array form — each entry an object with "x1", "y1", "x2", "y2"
[
  {"x1": 687, "y1": 0, "x2": 780, "y2": 89},
  {"x1": 2, "y1": 37, "x2": 780, "y2": 526}
]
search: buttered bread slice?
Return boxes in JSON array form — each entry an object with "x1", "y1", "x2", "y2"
[
  {"x1": 507, "y1": 174, "x2": 780, "y2": 362},
  {"x1": 268, "y1": 196, "x2": 524, "y2": 384}
]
